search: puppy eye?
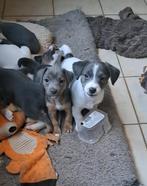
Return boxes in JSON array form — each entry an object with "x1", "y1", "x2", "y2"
[
  {"x1": 59, "y1": 79, "x2": 64, "y2": 84},
  {"x1": 84, "y1": 74, "x2": 89, "y2": 79},
  {"x1": 45, "y1": 78, "x2": 49, "y2": 82},
  {"x1": 100, "y1": 77, "x2": 106, "y2": 82}
]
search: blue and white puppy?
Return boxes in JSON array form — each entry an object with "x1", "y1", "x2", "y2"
[
  {"x1": 0, "y1": 44, "x2": 31, "y2": 69},
  {"x1": 60, "y1": 45, "x2": 120, "y2": 131}
]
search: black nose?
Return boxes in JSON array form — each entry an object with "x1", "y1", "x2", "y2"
[
  {"x1": 51, "y1": 88, "x2": 57, "y2": 95},
  {"x1": 9, "y1": 126, "x2": 17, "y2": 133},
  {"x1": 89, "y1": 87, "x2": 96, "y2": 94}
]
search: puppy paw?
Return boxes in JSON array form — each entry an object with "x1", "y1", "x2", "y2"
[
  {"x1": 63, "y1": 123, "x2": 73, "y2": 133},
  {"x1": 46, "y1": 133, "x2": 60, "y2": 145},
  {"x1": 4, "y1": 109, "x2": 14, "y2": 121},
  {"x1": 53, "y1": 126, "x2": 61, "y2": 136}
]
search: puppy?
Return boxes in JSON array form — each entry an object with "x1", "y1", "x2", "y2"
[
  {"x1": 139, "y1": 66, "x2": 147, "y2": 93},
  {"x1": 0, "y1": 67, "x2": 50, "y2": 130},
  {"x1": 0, "y1": 22, "x2": 40, "y2": 54},
  {"x1": 18, "y1": 51, "x2": 73, "y2": 135},
  {"x1": 0, "y1": 43, "x2": 31, "y2": 69},
  {"x1": 60, "y1": 45, "x2": 120, "y2": 131}
]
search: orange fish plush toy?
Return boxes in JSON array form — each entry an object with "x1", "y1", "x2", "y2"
[{"x1": 0, "y1": 110, "x2": 58, "y2": 186}]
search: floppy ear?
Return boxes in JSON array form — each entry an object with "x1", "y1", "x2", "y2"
[
  {"x1": 63, "y1": 69, "x2": 74, "y2": 84},
  {"x1": 34, "y1": 67, "x2": 48, "y2": 84},
  {"x1": 34, "y1": 55, "x2": 42, "y2": 64},
  {"x1": 18, "y1": 57, "x2": 36, "y2": 68},
  {"x1": 73, "y1": 61, "x2": 89, "y2": 79},
  {"x1": 105, "y1": 62, "x2": 120, "y2": 85}
]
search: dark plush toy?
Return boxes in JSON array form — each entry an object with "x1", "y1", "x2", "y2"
[
  {"x1": 0, "y1": 22, "x2": 40, "y2": 54},
  {"x1": 87, "y1": 7, "x2": 147, "y2": 58}
]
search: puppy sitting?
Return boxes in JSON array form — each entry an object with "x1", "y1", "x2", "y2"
[
  {"x1": 60, "y1": 45, "x2": 120, "y2": 131},
  {"x1": 18, "y1": 50, "x2": 73, "y2": 135}
]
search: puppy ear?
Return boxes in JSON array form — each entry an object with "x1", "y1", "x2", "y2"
[
  {"x1": 18, "y1": 57, "x2": 35, "y2": 68},
  {"x1": 34, "y1": 67, "x2": 48, "y2": 84},
  {"x1": 105, "y1": 62, "x2": 120, "y2": 85},
  {"x1": 34, "y1": 55, "x2": 42, "y2": 64},
  {"x1": 63, "y1": 69, "x2": 74, "y2": 84},
  {"x1": 73, "y1": 61, "x2": 89, "y2": 79}
]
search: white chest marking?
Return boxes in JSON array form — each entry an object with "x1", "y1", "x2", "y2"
[
  {"x1": 55, "y1": 99, "x2": 64, "y2": 110},
  {"x1": 93, "y1": 64, "x2": 99, "y2": 83}
]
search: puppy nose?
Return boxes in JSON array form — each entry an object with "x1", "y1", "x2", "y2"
[
  {"x1": 51, "y1": 88, "x2": 57, "y2": 95},
  {"x1": 89, "y1": 87, "x2": 96, "y2": 94}
]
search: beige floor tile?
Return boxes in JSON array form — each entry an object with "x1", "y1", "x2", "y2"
[
  {"x1": 117, "y1": 55, "x2": 147, "y2": 77},
  {"x1": 4, "y1": 0, "x2": 53, "y2": 16},
  {"x1": 0, "y1": 0, "x2": 4, "y2": 15},
  {"x1": 139, "y1": 14, "x2": 147, "y2": 20},
  {"x1": 54, "y1": 0, "x2": 102, "y2": 15},
  {"x1": 124, "y1": 125, "x2": 147, "y2": 185},
  {"x1": 3, "y1": 16, "x2": 52, "y2": 22},
  {"x1": 98, "y1": 49, "x2": 122, "y2": 76},
  {"x1": 141, "y1": 124, "x2": 147, "y2": 143},
  {"x1": 126, "y1": 77, "x2": 147, "y2": 123},
  {"x1": 100, "y1": 0, "x2": 147, "y2": 14},
  {"x1": 109, "y1": 78, "x2": 138, "y2": 124}
]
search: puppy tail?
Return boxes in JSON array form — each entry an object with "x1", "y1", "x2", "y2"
[
  {"x1": 59, "y1": 44, "x2": 73, "y2": 59},
  {"x1": 18, "y1": 57, "x2": 39, "y2": 74}
]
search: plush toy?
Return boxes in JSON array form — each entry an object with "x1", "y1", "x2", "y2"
[{"x1": 0, "y1": 110, "x2": 59, "y2": 186}]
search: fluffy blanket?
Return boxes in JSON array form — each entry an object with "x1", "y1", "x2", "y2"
[{"x1": 88, "y1": 7, "x2": 147, "y2": 58}]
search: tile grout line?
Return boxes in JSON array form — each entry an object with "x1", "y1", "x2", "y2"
[
  {"x1": 3, "y1": 14, "x2": 54, "y2": 17},
  {"x1": 52, "y1": 0, "x2": 55, "y2": 16},
  {"x1": 144, "y1": 0, "x2": 147, "y2": 6},
  {"x1": 98, "y1": 0, "x2": 104, "y2": 16},
  {"x1": 104, "y1": 13, "x2": 147, "y2": 16},
  {"x1": 116, "y1": 54, "x2": 147, "y2": 149},
  {"x1": 1, "y1": 0, "x2": 6, "y2": 19}
]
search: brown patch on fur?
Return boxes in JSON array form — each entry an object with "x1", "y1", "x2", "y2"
[
  {"x1": 47, "y1": 100, "x2": 61, "y2": 135},
  {"x1": 63, "y1": 103, "x2": 72, "y2": 133},
  {"x1": 47, "y1": 94, "x2": 72, "y2": 134}
]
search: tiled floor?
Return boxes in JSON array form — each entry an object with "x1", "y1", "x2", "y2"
[{"x1": 1, "y1": 0, "x2": 147, "y2": 185}]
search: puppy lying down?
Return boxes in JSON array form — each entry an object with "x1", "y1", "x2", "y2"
[
  {"x1": 0, "y1": 44, "x2": 31, "y2": 69},
  {"x1": 0, "y1": 67, "x2": 50, "y2": 131}
]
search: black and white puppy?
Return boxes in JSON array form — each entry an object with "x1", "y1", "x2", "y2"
[
  {"x1": 0, "y1": 44, "x2": 31, "y2": 69},
  {"x1": 60, "y1": 45, "x2": 120, "y2": 131},
  {"x1": 0, "y1": 67, "x2": 49, "y2": 130}
]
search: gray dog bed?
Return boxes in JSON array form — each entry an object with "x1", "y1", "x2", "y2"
[
  {"x1": 0, "y1": 10, "x2": 138, "y2": 186},
  {"x1": 37, "y1": 10, "x2": 138, "y2": 186}
]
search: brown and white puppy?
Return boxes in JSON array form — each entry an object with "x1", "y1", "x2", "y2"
[{"x1": 18, "y1": 51, "x2": 73, "y2": 135}]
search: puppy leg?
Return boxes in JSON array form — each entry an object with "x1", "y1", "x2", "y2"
[
  {"x1": 25, "y1": 121, "x2": 47, "y2": 131},
  {"x1": 1, "y1": 108, "x2": 13, "y2": 121},
  {"x1": 72, "y1": 106, "x2": 83, "y2": 131},
  {"x1": 63, "y1": 104, "x2": 72, "y2": 133},
  {"x1": 47, "y1": 104, "x2": 61, "y2": 135},
  {"x1": 25, "y1": 118, "x2": 48, "y2": 131}
]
